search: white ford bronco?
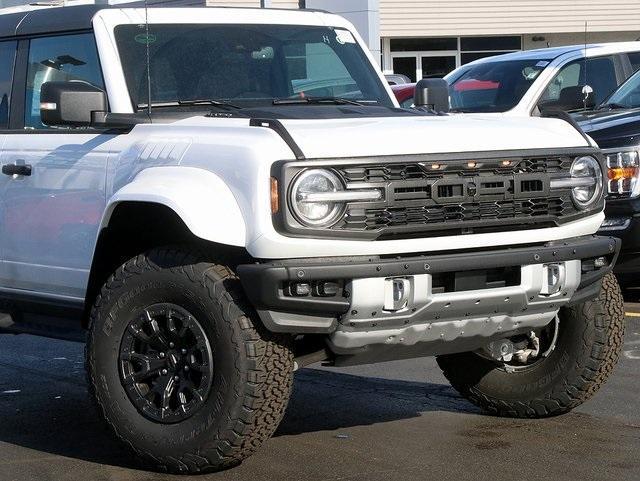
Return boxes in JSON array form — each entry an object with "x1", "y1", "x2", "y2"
[{"x1": 0, "y1": 4, "x2": 625, "y2": 474}]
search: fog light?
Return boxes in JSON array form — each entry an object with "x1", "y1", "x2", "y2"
[
  {"x1": 540, "y1": 263, "x2": 565, "y2": 296},
  {"x1": 316, "y1": 281, "x2": 340, "y2": 297},
  {"x1": 292, "y1": 282, "x2": 311, "y2": 297},
  {"x1": 594, "y1": 257, "x2": 608, "y2": 269}
]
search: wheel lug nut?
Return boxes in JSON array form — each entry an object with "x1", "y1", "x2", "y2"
[
  {"x1": 159, "y1": 352, "x2": 166, "y2": 358},
  {"x1": 184, "y1": 366, "x2": 190, "y2": 372},
  {"x1": 169, "y1": 342, "x2": 175, "y2": 348},
  {"x1": 174, "y1": 376, "x2": 180, "y2": 381},
  {"x1": 161, "y1": 369, "x2": 168, "y2": 375},
  {"x1": 181, "y1": 349, "x2": 187, "y2": 355}
]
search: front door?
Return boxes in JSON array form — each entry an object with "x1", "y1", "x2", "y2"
[{"x1": 0, "y1": 32, "x2": 115, "y2": 299}]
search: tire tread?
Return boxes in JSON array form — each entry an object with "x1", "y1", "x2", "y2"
[
  {"x1": 86, "y1": 246, "x2": 293, "y2": 474},
  {"x1": 437, "y1": 273, "x2": 625, "y2": 418}
]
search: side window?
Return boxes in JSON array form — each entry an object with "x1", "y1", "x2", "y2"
[
  {"x1": 627, "y1": 52, "x2": 640, "y2": 74},
  {"x1": 0, "y1": 41, "x2": 17, "y2": 129},
  {"x1": 540, "y1": 56, "x2": 618, "y2": 107},
  {"x1": 25, "y1": 33, "x2": 104, "y2": 130},
  {"x1": 541, "y1": 62, "x2": 581, "y2": 102}
]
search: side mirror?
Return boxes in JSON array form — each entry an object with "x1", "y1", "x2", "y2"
[
  {"x1": 539, "y1": 85, "x2": 596, "y2": 113},
  {"x1": 414, "y1": 78, "x2": 450, "y2": 113},
  {"x1": 40, "y1": 81, "x2": 107, "y2": 127}
]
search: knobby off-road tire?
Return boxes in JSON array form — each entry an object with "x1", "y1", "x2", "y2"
[
  {"x1": 436, "y1": 272, "x2": 625, "y2": 418},
  {"x1": 86, "y1": 247, "x2": 294, "y2": 474}
]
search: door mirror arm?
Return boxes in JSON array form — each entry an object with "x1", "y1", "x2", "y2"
[
  {"x1": 90, "y1": 111, "x2": 151, "y2": 129},
  {"x1": 41, "y1": 81, "x2": 150, "y2": 130}
]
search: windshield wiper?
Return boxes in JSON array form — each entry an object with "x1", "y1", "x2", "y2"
[
  {"x1": 178, "y1": 99, "x2": 242, "y2": 109},
  {"x1": 136, "y1": 99, "x2": 242, "y2": 110},
  {"x1": 273, "y1": 97, "x2": 367, "y2": 106}
]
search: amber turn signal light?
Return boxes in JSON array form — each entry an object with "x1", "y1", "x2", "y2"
[
  {"x1": 270, "y1": 177, "x2": 279, "y2": 214},
  {"x1": 608, "y1": 167, "x2": 638, "y2": 181}
]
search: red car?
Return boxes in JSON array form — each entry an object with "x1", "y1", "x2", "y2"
[
  {"x1": 391, "y1": 83, "x2": 416, "y2": 108},
  {"x1": 392, "y1": 79, "x2": 500, "y2": 108}
]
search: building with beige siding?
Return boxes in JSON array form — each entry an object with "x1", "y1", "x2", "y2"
[
  {"x1": 378, "y1": 0, "x2": 640, "y2": 80},
  {"x1": 2, "y1": 0, "x2": 640, "y2": 79},
  {"x1": 204, "y1": 0, "x2": 640, "y2": 80}
]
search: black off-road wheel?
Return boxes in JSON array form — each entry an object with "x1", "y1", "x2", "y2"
[
  {"x1": 86, "y1": 247, "x2": 294, "y2": 474},
  {"x1": 436, "y1": 273, "x2": 625, "y2": 418}
]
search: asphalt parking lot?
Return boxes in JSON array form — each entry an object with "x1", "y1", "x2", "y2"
[{"x1": 0, "y1": 307, "x2": 639, "y2": 481}]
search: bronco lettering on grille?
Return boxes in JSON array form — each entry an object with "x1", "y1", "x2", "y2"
[{"x1": 399, "y1": 174, "x2": 549, "y2": 205}]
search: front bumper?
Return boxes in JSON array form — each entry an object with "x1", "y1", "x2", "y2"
[{"x1": 238, "y1": 235, "x2": 619, "y2": 360}]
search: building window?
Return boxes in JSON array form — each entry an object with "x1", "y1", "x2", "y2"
[
  {"x1": 392, "y1": 57, "x2": 418, "y2": 82},
  {"x1": 389, "y1": 37, "x2": 458, "y2": 81},
  {"x1": 460, "y1": 36, "x2": 522, "y2": 65},
  {"x1": 390, "y1": 37, "x2": 457, "y2": 52},
  {"x1": 386, "y1": 35, "x2": 522, "y2": 81},
  {"x1": 460, "y1": 36, "x2": 522, "y2": 51}
]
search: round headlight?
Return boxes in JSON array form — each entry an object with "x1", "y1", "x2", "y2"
[
  {"x1": 290, "y1": 169, "x2": 345, "y2": 227},
  {"x1": 570, "y1": 156, "x2": 603, "y2": 209}
]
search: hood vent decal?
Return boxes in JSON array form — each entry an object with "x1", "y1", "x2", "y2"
[{"x1": 250, "y1": 118, "x2": 306, "y2": 160}]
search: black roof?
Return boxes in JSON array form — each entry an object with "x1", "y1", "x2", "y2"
[
  {"x1": 0, "y1": 4, "x2": 104, "y2": 39},
  {"x1": 0, "y1": 3, "x2": 328, "y2": 40}
]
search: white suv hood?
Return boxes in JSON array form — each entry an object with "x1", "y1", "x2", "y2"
[{"x1": 277, "y1": 115, "x2": 590, "y2": 159}]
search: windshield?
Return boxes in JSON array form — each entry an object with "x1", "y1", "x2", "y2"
[
  {"x1": 448, "y1": 59, "x2": 549, "y2": 112},
  {"x1": 114, "y1": 24, "x2": 393, "y2": 110},
  {"x1": 601, "y1": 70, "x2": 640, "y2": 109}
]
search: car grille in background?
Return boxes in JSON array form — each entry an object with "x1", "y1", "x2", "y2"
[{"x1": 329, "y1": 156, "x2": 578, "y2": 238}]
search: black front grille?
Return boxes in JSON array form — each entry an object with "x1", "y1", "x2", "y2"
[
  {"x1": 337, "y1": 156, "x2": 572, "y2": 183},
  {"x1": 342, "y1": 197, "x2": 570, "y2": 231},
  {"x1": 329, "y1": 156, "x2": 580, "y2": 237}
]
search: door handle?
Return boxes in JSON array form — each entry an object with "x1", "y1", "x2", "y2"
[{"x1": 2, "y1": 163, "x2": 32, "y2": 176}]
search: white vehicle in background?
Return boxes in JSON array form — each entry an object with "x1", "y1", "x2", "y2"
[
  {"x1": 445, "y1": 43, "x2": 640, "y2": 116},
  {"x1": 0, "y1": 4, "x2": 626, "y2": 475}
]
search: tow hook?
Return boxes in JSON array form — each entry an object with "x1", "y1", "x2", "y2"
[
  {"x1": 482, "y1": 316, "x2": 560, "y2": 369},
  {"x1": 485, "y1": 331, "x2": 541, "y2": 363}
]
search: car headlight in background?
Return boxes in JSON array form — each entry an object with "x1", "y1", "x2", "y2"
[
  {"x1": 570, "y1": 156, "x2": 603, "y2": 209},
  {"x1": 605, "y1": 149, "x2": 640, "y2": 198},
  {"x1": 289, "y1": 169, "x2": 382, "y2": 227}
]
